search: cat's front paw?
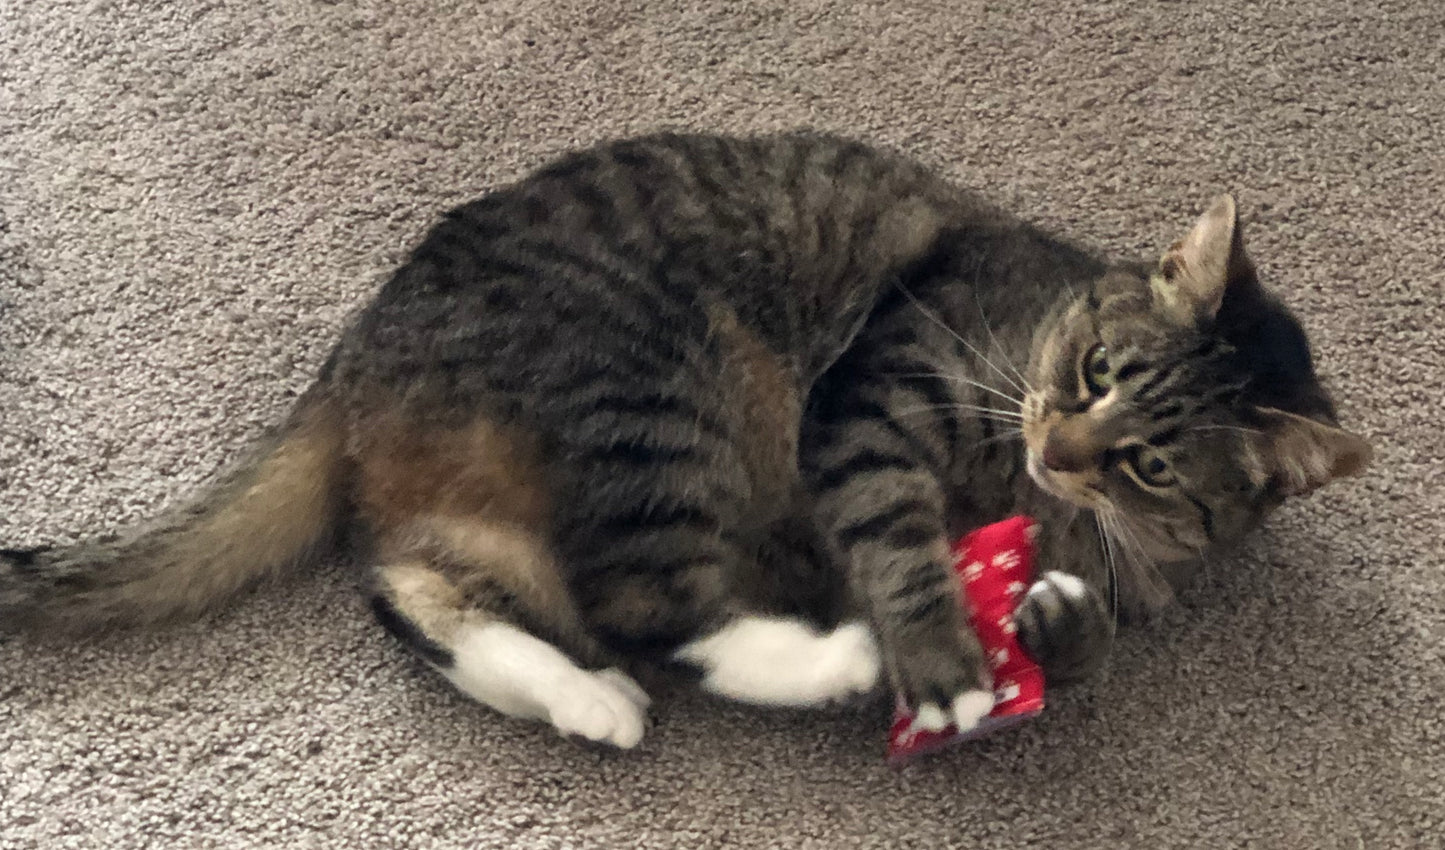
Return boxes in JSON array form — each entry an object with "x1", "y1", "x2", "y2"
[
  {"x1": 1014, "y1": 570, "x2": 1113, "y2": 684},
  {"x1": 890, "y1": 633, "x2": 993, "y2": 733}
]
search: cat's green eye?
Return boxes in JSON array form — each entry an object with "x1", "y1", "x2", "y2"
[
  {"x1": 1083, "y1": 344, "x2": 1114, "y2": 396},
  {"x1": 1128, "y1": 445, "x2": 1174, "y2": 488}
]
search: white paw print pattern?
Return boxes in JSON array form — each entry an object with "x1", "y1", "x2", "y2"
[
  {"x1": 995, "y1": 680, "x2": 1020, "y2": 702},
  {"x1": 962, "y1": 560, "x2": 985, "y2": 581},
  {"x1": 998, "y1": 616, "x2": 1017, "y2": 636},
  {"x1": 990, "y1": 647, "x2": 1010, "y2": 667},
  {"x1": 1006, "y1": 580, "x2": 1027, "y2": 599},
  {"x1": 991, "y1": 549, "x2": 1022, "y2": 571}
]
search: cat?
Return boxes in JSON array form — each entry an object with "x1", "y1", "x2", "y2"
[{"x1": 0, "y1": 131, "x2": 1370, "y2": 748}]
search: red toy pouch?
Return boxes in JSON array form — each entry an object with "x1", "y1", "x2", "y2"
[{"x1": 886, "y1": 516, "x2": 1046, "y2": 765}]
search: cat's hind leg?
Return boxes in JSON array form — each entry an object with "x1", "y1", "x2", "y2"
[
  {"x1": 368, "y1": 518, "x2": 650, "y2": 749},
  {"x1": 568, "y1": 492, "x2": 883, "y2": 709},
  {"x1": 351, "y1": 409, "x2": 650, "y2": 747}
]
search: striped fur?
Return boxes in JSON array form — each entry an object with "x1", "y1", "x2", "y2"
[{"x1": 2, "y1": 134, "x2": 1370, "y2": 747}]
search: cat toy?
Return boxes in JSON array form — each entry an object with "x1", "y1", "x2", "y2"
[{"x1": 886, "y1": 515, "x2": 1046, "y2": 765}]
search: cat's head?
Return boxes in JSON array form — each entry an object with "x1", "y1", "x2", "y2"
[{"x1": 1022, "y1": 195, "x2": 1371, "y2": 573}]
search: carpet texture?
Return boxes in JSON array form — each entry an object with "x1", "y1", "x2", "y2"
[{"x1": 2, "y1": 1, "x2": 1441, "y2": 847}]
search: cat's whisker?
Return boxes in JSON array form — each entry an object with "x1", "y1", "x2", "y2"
[
  {"x1": 894, "y1": 281, "x2": 1032, "y2": 398},
  {"x1": 935, "y1": 402, "x2": 1024, "y2": 420},
  {"x1": 1093, "y1": 513, "x2": 1119, "y2": 625},
  {"x1": 1100, "y1": 514, "x2": 1136, "y2": 578},
  {"x1": 971, "y1": 429, "x2": 1022, "y2": 449},
  {"x1": 1192, "y1": 544, "x2": 1217, "y2": 586},
  {"x1": 1098, "y1": 513, "x2": 1136, "y2": 618},
  {"x1": 1103, "y1": 508, "x2": 1150, "y2": 575},
  {"x1": 892, "y1": 412, "x2": 1025, "y2": 433},
  {"x1": 891, "y1": 402, "x2": 1025, "y2": 423},
  {"x1": 1104, "y1": 512, "x2": 1137, "y2": 573},
  {"x1": 882, "y1": 371, "x2": 1022, "y2": 406},
  {"x1": 972, "y1": 287, "x2": 1033, "y2": 394},
  {"x1": 1101, "y1": 509, "x2": 1173, "y2": 612},
  {"x1": 1187, "y1": 425, "x2": 1263, "y2": 437}
]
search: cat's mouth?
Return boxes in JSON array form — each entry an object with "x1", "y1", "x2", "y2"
[
  {"x1": 1024, "y1": 450, "x2": 1063, "y2": 496},
  {"x1": 1026, "y1": 449, "x2": 1079, "y2": 502},
  {"x1": 1026, "y1": 451, "x2": 1111, "y2": 511},
  {"x1": 1023, "y1": 441, "x2": 1108, "y2": 509},
  {"x1": 1024, "y1": 403, "x2": 1072, "y2": 502}
]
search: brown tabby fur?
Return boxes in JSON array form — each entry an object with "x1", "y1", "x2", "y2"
[{"x1": 1, "y1": 131, "x2": 1369, "y2": 747}]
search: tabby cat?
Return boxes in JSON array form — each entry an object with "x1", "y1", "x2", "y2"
[{"x1": 0, "y1": 132, "x2": 1370, "y2": 748}]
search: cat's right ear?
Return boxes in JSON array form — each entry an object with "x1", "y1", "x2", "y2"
[
  {"x1": 1249, "y1": 407, "x2": 1373, "y2": 498},
  {"x1": 1151, "y1": 194, "x2": 1258, "y2": 326}
]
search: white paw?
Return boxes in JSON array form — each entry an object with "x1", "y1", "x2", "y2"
[
  {"x1": 950, "y1": 689, "x2": 995, "y2": 731},
  {"x1": 675, "y1": 617, "x2": 881, "y2": 707},
  {"x1": 810, "y1": 621, "x2": 882, "y2": 702},
  {"x1": 548, "y1": 668, "x2": 650, "y2": 749},
  {"x1": 913, "y1": 702, "x2": 950, "y2": 733},
  {"x1": 1037, "y1": 570, "x2": 1089, "y2": 602},
  {"x1": 596, "y1": 668, "x2": 652, "y2": 710},
  {"x1": 913, "y1": 689, "x2": 995, "y2": 734}
]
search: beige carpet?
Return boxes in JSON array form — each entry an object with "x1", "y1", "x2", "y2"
[{"x1": 2, "y1": 1, "x2": 1441, "y2": 847}]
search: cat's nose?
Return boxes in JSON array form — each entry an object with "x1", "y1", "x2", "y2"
[{"x1": 1041, "y1": 430, "x2": 1097, "y2": 473}]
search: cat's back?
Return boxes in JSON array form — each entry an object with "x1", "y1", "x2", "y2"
[{"x1": 346, "y1": 131, "x2": 983, "y2": 394}]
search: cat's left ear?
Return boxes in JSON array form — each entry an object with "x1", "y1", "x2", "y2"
[
  {"x1": 1250, "y1": 407, "x2": 1372, "y2": 498},
  {"x1": 1152, "y1": 194, "x2": 1256, "y2": 325}
]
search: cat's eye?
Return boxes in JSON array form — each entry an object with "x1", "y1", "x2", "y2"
[
  {"x1": 1082, "y1": 344, "x2": 1114, "y2": 396},
  {"x1": 1127, "y1": 445, "x2": 1174, "y2": 488}
]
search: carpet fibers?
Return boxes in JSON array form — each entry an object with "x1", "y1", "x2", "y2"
[{"x1": 1, "y1": 1, "x2": 1441, "y2": 847}]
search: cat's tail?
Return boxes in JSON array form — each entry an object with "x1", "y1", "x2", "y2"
[{"x1": 0, "y1": 386, "x2": 348, "y2": 634}]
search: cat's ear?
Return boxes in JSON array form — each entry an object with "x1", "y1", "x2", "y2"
[
  {"x1": 1250, "y1": 407, "x2": 1372, "y2": 497},
  {"x1": 1152, "y1": 194, "x2": 1256, "y2": 325}
]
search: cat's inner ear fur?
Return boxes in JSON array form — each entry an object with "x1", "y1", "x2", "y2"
[
  {"x1": 1248, "y1": 407, "x2": 1372, "y2": 497},
  {"x1": 1152, "y1": 194, "x2": 1255, "y2": 325}
]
